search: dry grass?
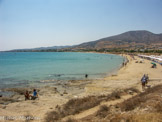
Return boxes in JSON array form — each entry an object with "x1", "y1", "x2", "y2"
[
  {"x1": 63, "y1": 96, "x2": 101, "y2": 114},
  {"x1": 65, "y1": 118, "x2": 77, "y2": 122},
  {"x1": 119, "y1": 96, "x2": 144, "y2": 111},
  {"x1": 44, "y1": 87, "x2": 140, "y2": 121},
  {"x1": 45, "y1": 90, "x2": 124, "y2": 121},
  {"x1": 110, "y1": 113, "x2": 162, "y2": 122},
  {"x1": 45, "y1": 111, "x2": 60, "y2": 121},
  {"x1": 96, "y1": 105, "x2": 109, "y2": 118},
  {"x1": 45, "y1": 96, "x2": 102, "y2": 121},
  {"x1": 155, "y1": 102, "x2": 162, "y2": 113},
  {"x1": 118, "y1": 85, "x2": 162, "y2": 111},
  {"x1": 85, "y1": 85, "x2": 162, "y2": 122}
]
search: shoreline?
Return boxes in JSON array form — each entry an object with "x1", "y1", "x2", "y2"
[
  {"x1": 0, "y1": 52, "x2": 123, "y2": 87},
  {"x1": 0, "y1": 52, "x2": 124, "y2": 92},
  {"x1": 0, "y1": 53, "x2": 162, "y2": 121}
]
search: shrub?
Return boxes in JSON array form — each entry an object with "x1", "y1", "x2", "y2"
[{"x1": 96, "y1": 105, "x2": 109, "y2": 118}]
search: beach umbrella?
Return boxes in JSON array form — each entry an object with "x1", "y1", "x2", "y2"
[
  {"x1": 151, "y1": 62, "x2": 156, "y2": 65},
  {"x1": 156, "y1": 58, "x2": 162, "y2": 61}
]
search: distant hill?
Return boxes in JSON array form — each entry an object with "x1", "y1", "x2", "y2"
[
  {"x1": 74, "y1": 30, "x2": 162, "y2": 50},
  {"x1": 7, "y1": 30, "x2": 162, "y2": 52},
  {"x1": 9, "y1": 45, "x2": 73, "y2": 52}
]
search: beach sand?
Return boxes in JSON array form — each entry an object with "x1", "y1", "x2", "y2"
[
  {"x1": 0, "y1": 54, "x2": 162, "y2": 122},
  {"x1": 85, "y1": 55, "x2": 162, "y2": 95}
]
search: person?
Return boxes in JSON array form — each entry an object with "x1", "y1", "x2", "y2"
[
  {"x1": 122, "y1": 62, "x2": 125, "y2": 67},
  {"x1": 31, "y1": 89, "x2": 38, "y2": 100},
  {"x1": 85, "y1": 74, "x2": 88, "y2": 78},
  {"x1": 141, "y1": 74, "x2": 146, "y2": 90},
  {"x1": 152, "y1": 63, "x2": 157, "y2": 68},
  {"x1": 24, "y1": 90, "x2": 30, "y2": 100}
]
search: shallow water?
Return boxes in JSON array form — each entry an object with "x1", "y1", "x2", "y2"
[{"x1": 0, "y1": 52, "x2": 124, "y2": 88}]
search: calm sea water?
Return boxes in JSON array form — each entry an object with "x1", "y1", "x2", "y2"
[{"x1": 0, "y1": 52, "x2": 124, "y2": 89}]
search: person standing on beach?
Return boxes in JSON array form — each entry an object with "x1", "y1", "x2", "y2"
[
  {"x1": 141, "y1": 74, "x2": 146, "y2": 90},
  {"x1": 122, "y1": 62, "x2": 125, "y2": 67},
  {"x1": 85, "y1": 74, "x2": 88, "y2": 78}
]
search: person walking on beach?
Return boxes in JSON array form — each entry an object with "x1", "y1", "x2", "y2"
[{"x1": 141, "y1": 74, "x2": 146, "y2": 90}]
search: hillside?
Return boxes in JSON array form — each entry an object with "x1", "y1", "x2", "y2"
[
  {"x1": 8, "y1": 46, "x2": 73, "y2": 52},
  {"x1": 75, "y1": 30, "x2": 162, "y2": 50},
  {"x1": 6, "y1": 30, "x2": 162, "y2": 52}
]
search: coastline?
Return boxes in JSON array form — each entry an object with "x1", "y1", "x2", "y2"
[
  {"x1": 0, "y1": 53, "x2": 162, "y2": 121},
  {"x1": 84, "y1": 53, "x2": 162, "y2": 94},
  {"x1": 0, "y1": 52, "x2": 124, "y2": 89}
]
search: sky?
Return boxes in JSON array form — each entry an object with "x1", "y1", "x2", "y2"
[{"x1": 0, "y1": 0, "x2": 162, "y2": 51}]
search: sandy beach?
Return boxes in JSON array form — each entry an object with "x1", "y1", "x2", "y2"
[{"x1": 0, "y1": 54, "x2": 162, "y2": 122}]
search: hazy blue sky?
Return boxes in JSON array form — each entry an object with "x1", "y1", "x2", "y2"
[{"x1": 0, "y1": 0, "x2": 162, "y2": 51}]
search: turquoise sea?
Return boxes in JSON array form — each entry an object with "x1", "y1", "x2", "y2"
[{"x1": 0, "y1": 52, "x2": 124, "y2": 89}]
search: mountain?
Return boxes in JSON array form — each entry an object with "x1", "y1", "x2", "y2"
[
  {"x1": 74, "y1": 30, "x2": 162, "y2": 50},
  {"x1": 7, "y1": 30, "x2": 162, "y2": 52},
  {"x1": 31, "y1": 46, "x2": 72, "y2": 50}
]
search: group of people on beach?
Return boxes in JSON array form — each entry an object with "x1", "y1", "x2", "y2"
[
  {"x1": 24, "y1": 89, "x2": 38, "y2": 100},
  {"x1": 122, "y1": 56, "x2": 129, "y2": 67},
  {"x1": 141, "y1": 74, "x2": 149, "y2": 90}
]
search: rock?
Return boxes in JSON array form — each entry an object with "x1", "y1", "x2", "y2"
[
  {"x1": 120, "y1": 119, "x2": 126, "y2": 122},
  {"x1": 55, "y1": 105, "x2": 61, "y2": 110},
  {"x1": 115, "y1": 105, "x2": 119, "y2": 108},
  {"x1": 55, "y1": 105, "x2": 59, "y2": 108},
  {"x1": 128, "y1": 90, "x2": 134, "y2": 95},
  {"x1": 53, "y1": 87, "x2": 57, "y2": 90},
  {"x1": 74, "y1": 96, "x2": 78, "y2": 98},
  {"x1": 4, "y1": 102, "x2": 9, "y2": 105},
  {"x1": 53, "y1": 87, "x2": 58, "y2": 92},
  {"x1": 64, "y1": 83, "x2": 68, "y2": 86},
  {"x1": 63, "y1": 90, "x2": 68, "y2": 94},
  {"x1": 0, "y1": 105, "x2": 6, "y2": 109},
  {"x1": 2, "y1": 106, "x2": 6, "y2": 109}
]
